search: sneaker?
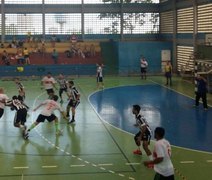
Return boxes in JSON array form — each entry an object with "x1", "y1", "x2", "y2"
[
  {"x1": 56, "y1": 130, "x2": 63, "y2": 136},
  {"x1": 133, "y1": 149, "x2": 142, "y2": 155},
  {"x1": 23, "y1": 132, "x2": 29, "y2": 140},
  {"x1": 68, "y1": 119, "x2": 75, "y2": 124}
]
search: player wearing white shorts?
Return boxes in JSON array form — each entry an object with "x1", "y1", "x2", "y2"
[
  {"x1": 41, "y1": 72, "x2": 57, "y2": 99},
  {"x1": 0, "y1": 88, "x2": 9, "y2": 119},
  {"x1": 26, "y1": 95, "x2": 67, "y2": 137},
  {"x1": 144, "y1": 127, "x2": 175, "y2": 180}
]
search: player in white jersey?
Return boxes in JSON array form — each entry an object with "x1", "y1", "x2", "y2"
[
  {"x1": 0, "y1": 88, "x2": 9, "y2": 119},
  {"x1": 144, "y1": 127, "x2": 175, "y2": 180},
  {"x1": 132, "y1": 104, "x2": 153, "y2": 161},
  {"x1": 26, "y1": 95, "x2": 67, "y2": 137},
  {"x1": 41, "y1": 72, "x2": 57, "y2": 99},
  {"x1": 66, "y1": 80, "x2": 80, "y2": 124},
  {"x1": 96, "y1": 63, "x2": 104, "y2": 89},
  {"x1": 57, "y1": 73, "x2": 68, "y2": 103}
]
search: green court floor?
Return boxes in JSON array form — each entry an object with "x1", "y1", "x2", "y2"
[{"x1": 0, "y1": 76, "x2": 211, "y2": 180}]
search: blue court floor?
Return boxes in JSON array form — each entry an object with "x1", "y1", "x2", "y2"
[{"x1": 89, "y1": 84, "x2": 212, "y2": 152}]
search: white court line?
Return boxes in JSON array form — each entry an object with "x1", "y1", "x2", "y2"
[
  {"x1": 126, "y1": 162, "x2": 140, "y2": 165},
  {"x1": 98, "y1": 163, "x2": 113, "y2": 166},
  {"x1": 42, "y1": 165, "x2": 57, "y2": 168},
  {"x1": 13, "y1": 167, "x2": 29, "y2": 169},
  {"x1": 31, "y1": 92, "x2": 135, "y2": 180},
  {"x1": 70, "y1": 165, "x2": 86, "y2": 167},
  {"x1": 180, "y1": 161, "x2": 195, "y2": 164},
  {"x1": 206, "y1": 160, "x2": 212, "y2": 163}
]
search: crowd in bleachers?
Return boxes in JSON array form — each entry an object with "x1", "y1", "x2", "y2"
[{"x1": 0, "y1": 34, "x2": 100, "y2": 66}]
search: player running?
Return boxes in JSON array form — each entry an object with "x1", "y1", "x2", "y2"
[
  {"x1": 132, "y1": 105, "x2": 153, "y2": 161},
  {"x1": 26, "y1": 95, "x2": 67, "y2": 137},
  {"x1": 14, "y1": 78, "x2": 26, "y2": 101},
  {"x1": 5, "y1": 96, "x2": 29, "y2": 139},
  {"x1": 57, "y1": 73, "x2": 68, "y2": 103},
  {"x1": 0, "y1": 87, "x2": 9, "y2": 119},
  {"x1": 66, "y1": 80, "x2": 80, "y2": 124},
  {"x1": 41, "y1": 72, "x2": 57, "y2": 99}
]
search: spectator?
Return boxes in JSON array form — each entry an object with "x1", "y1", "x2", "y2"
[
  {"x1": 2, "y1": 50, "x2": 10, "y2": 65},
  {"x1": 23, "y1": 47, "x2": 30, "y2": 65},
  {"x1": 90, "y1": 44, "x2": 96, "y2": 57},
  {"x1": 51, "y1": 35, "x2": 57, "y2": 48},
  {"x1": 52, "y1": 49, "x2": 59, "y2": 64}
]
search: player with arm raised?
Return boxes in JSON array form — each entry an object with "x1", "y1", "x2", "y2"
[{"x1": 26, "y1": 95, "x2": 67, "y2": 137}]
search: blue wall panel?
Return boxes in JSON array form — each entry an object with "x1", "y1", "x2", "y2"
[
  {"x1": 0, "y1": 64, "x2": 97, "y2": 77},
  {"x1": 116, "y1": 41, "x2": 173, "y2": 74}
]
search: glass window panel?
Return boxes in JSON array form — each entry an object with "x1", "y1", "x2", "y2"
[
  {"x1": 84, "y1": 13, "x2": 121, "y2": 34},
  {"x1": 123, "y1": 13, "x2": 159, "y2": 34},
  {"x1": 5, "y1": 14, "x2": 42, "y2": 35},
  {"x1": 45, "y1": 0, "x2": 81, "y2": 4},
  {"x1": 45, "y1": 14, "x2": 81, "y2": 34},
  {"x1": 5, "y1": 0, "x2": 42, "y2": 4},
  {"x1": 123, "y1": 0, "x2": 159, "y2": 3}
]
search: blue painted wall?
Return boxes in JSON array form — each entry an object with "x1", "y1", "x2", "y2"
[
  {"x1": 0, "y1": 64, "x2": 97, "y2": 77},
  {"x1": 116, "y1": 41, "x2": 173, "y2": 74}
]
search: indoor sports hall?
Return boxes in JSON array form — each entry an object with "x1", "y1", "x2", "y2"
[{"x1": 0, "y1": 0, "x2": 212, "y2": 180}]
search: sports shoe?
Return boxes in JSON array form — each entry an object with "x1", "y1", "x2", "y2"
[
  {"x1": 133, "y1": 149, "x2": 142, "y2": 155},
  {"x1": 68, "y1": 119, "x2": 75, "y2": 124},
  {"x1": 56, "y1": 130, "x2": 63, "y2": 136},
  {"x1": 23, "y1": 132, "x2": 29, "y2": 140}
]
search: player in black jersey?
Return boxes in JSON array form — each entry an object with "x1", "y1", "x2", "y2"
[
  {"x1": 14, "y1": 78, "x2": 26, "y2": 101},
  {"x1": 66, "y1": 80, "x2": 80, "y2": 124},
  {"x1": 132, "y1": 105, "x2": 153, "y2": 161},
  {"x1": 57, "y1": 74, "x2": 68, "y2": 103},
  {"x1": 6, "y1": 96, "x2": 29, "y2": 139}
]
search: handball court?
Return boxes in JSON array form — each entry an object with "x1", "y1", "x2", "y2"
[{"x1": 0, "y1": 76, "x2": 211, "y2": 180}]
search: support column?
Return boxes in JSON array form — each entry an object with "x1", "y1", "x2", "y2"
[
  {"x1": 172, "y1": 0, "x2": 177, "y2": 73},
  {"x1": 81, "y1": 0, "x2": 85, "y2": 40},
  {"x1": 120, "y1": 0, "x2": 124, "y2": 41},
  {"x1": 1, "y1": 0, "x2": 5, "y2": 43},
  {"x1": 42, "y1": 0, "x2": 45, "y2": 39}
]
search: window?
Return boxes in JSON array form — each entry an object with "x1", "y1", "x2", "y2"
[
  {"x1": 5, "y1": 0, "x2": 42, "y2": 4},
  {"x1": 45, "y1": 14, "x2": 81, "y2": 34},
  {"x1": 177, "y1": 7, "x2": 193, "y2": 33},
  {"x1": 45, "y1": 0, "x2": 81, "y2": 4},
  {"x1": 160, "y1": 11, "x2": 173, "y2": 33},
  {"x1": 123, "y1": 13, "x2": 159, "y2": 34},
  {"x1": 5, "y1": 14, "x2": 42, "y2": 35},
  {"x1": 198, "y1": 3, "x2": 212, "y2": 33},
  {"x1": 177, "y1": 46, "x2": 194, "y2": 72},
  {"x1": 85, "y1": 13, "x2": 121, "y2": 34}
]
